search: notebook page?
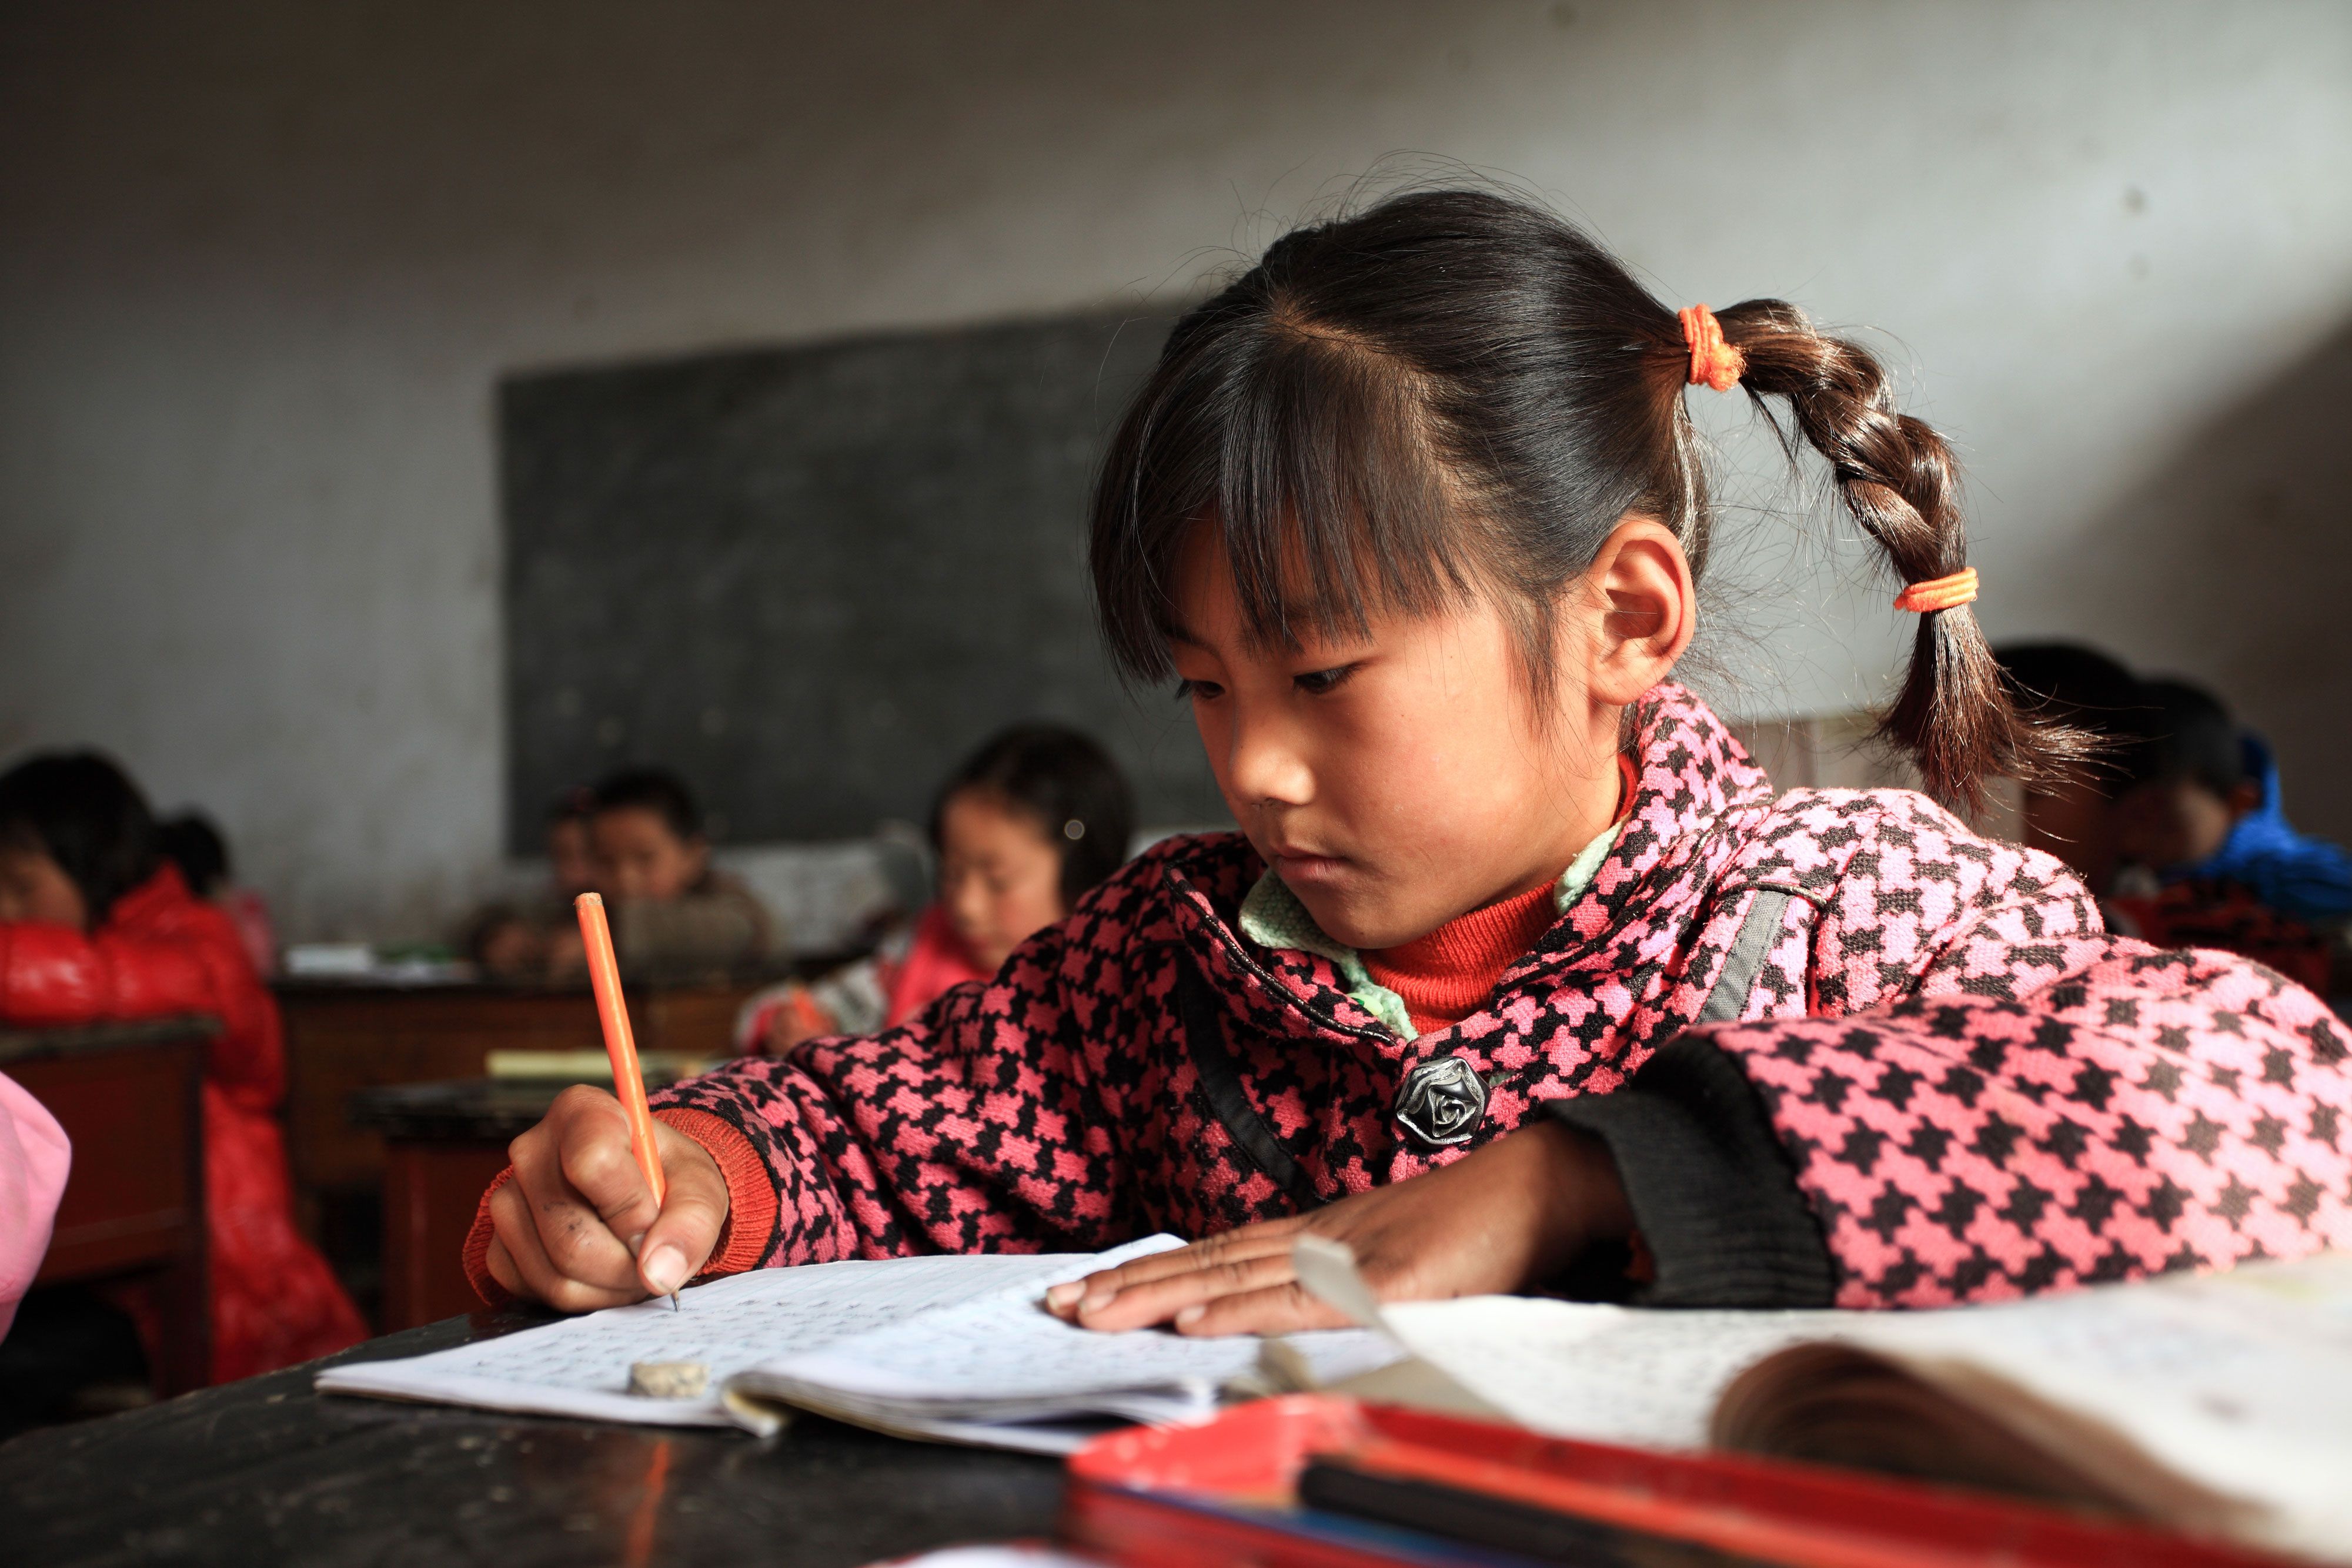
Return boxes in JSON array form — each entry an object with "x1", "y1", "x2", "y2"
[
  {"x1": 315, "y1": 1236, "x2": 1188, "y2": 1428},
  {"x1": 1364, "y1": 1296, "x2": 1853, "y2": 1450},
  {"x1": 1832, "y1": 1252, "x2": 2352, "y2": 1560},
  {"x1": 738, "y1": 1292, "x2": 1401, "y2": 1419}
]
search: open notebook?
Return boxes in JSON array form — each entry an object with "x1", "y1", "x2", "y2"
[
  {"x1": 1295, "y1": 1240, "x2": 2352, "y2": 1564},
  {"x1": 315, "y1": 1235, "x2": 1396, "y2": 1455}
]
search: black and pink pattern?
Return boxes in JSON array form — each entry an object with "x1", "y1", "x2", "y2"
[{"x1": 654, "y1": 685, "x2": 2352, "y2": 1306}]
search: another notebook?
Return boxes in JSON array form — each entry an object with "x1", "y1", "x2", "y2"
[
  {"x1": 1294, "y1": 1240, "x2": 2352, "y2": 1564},
  {"x1": 315, "y1": 1235, "x2": 1396, "y2": 1454}
]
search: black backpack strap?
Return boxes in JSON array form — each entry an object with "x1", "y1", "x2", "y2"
[
  {"x1": 1178, "y1": 959, "x2": 1319, "y2": 1207},
  {"x1": 1696, "y1": 888, "x2": 1797, "y2": 1024}
]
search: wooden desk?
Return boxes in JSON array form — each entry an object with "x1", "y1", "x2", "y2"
[
  {"x1": 0, "y1": 1308, "x2": 1064, "y2": 1566},
  {"x1": 278, "y1": 976, "x2": 764, "y2": 1202},
  {"x1": 349, "y1": 1078, "x2": 624, "y2": 1332},
  {"x1": 0, "y1": 1018, "x2": 212, "y2": 1396}
]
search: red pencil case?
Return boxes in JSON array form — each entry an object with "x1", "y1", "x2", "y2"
[{"x1": 1060, "y1": 1396, "x2": 2297, "y2": 1568}]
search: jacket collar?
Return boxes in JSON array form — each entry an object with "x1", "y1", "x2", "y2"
[{"x1": 105, "y1": 863, "x2": 193, "y2": 932}]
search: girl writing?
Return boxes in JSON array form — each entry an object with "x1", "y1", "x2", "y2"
[
  {"x1": 734, "y1": 723, "x2": 1135, "y2": 1053},
  {"x1": 471, "y1": 190, "x2": 2351, "y2": 1328}
]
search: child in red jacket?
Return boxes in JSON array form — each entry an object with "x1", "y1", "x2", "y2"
[
  {"x1": 473, "y1": 190, "x2": 2352, "y2": 1331},
  {"x1": 0, "y1": 753, "x2": 364, "y2": 1382},
  {"x1": 736, "y1": 724, "x2": 1136, "y2": 1053}
]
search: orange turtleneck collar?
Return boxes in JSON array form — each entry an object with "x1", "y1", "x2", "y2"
[
  {"x1": 1362, "y1": 755, "x2": 1638, "y2": 1037},
  {"x1": 1362, "y1": 880, "x2": 1561, "y2": 1037}
]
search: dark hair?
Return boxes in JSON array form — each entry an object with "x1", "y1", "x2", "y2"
[
  {"x1": 591, "y1": 767, "x2": 704, "y2": 842},
  {"x1": 2133, "y1": 678, "x2": 2243, "y2": 800},
  {"x1": 0, "y1": 751, "x2": 161, "y2": 921},
  {"x1": 547, "y1": 785, "x2": 596, "y2": 827},
  {"x1": 156, "y1": 813, "x2": 231, "y2": 898},
  {"x1": 933, "y1": 724, "x2": 1135, "y2": 906},
  {"x1": 1993, "y1": 641, "x2": 2146, "y2": 798},
  {"x1": 1090, "y1": 188, "x2": 2077, "y2": 808}
]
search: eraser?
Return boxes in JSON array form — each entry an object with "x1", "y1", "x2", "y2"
[{"x1": 628, "y1": 1360, "x2": 710, "y2": 1399}]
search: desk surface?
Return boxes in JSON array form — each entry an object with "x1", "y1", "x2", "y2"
[
  {"x1": 0, "y1": 1308, "x2": 1064, "y2": 1568},
  {"x1": 350, "y1": 1075, "x2": 691, "y2": 1144},
  {"x1": 0, "y1": 1015, "x2": 219, "y2": 1066}
]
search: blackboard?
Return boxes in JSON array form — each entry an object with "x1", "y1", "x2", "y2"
[{"x1": 500, "y1": 310, "x2": 1229, "y2": 852}]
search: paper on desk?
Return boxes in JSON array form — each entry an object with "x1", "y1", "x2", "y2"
[
  {"x1": 315, "y1": 1232, "x2": 1399, "y2": 1455},
  {"x1": 316, "y1": 1247, "x2": 1138, "y2": 1429},
  {"x1": 733, "y1": 1269, "x2": 1399, "y2": 1442}
]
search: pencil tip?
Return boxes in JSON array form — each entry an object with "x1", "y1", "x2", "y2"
[{"x1": 669, "y1": 1292, "x2": 680, "y2": 1312}]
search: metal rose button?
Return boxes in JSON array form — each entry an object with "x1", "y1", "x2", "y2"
[{"x1": 1392, "y1": 1053, "x2": 1487, "y2": 1149}]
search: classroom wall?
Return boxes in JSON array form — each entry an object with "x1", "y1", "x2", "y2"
[{"x1": 3, "y1": 1, "x2": 2348, "y2": 941}]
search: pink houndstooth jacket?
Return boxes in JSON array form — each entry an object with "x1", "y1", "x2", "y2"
[{"x1": 469, "y1": 685, "x2": 2352, "y2": 1309}]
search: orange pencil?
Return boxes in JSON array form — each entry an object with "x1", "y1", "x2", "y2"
[{"x1": 574, "y1": 892, "x2": 679, "y2": 1310}]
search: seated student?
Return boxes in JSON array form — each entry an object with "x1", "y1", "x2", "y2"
[
  {"x1": 543, "y1": 768, "x2": 771, "y2": 977},
  {"x1": 1990, "y1": 641, "x2": 2148, "y2": 894},
  {"x1": 467, "y1": 788, "x2": 598, "y2": 979},
  {"x1": 470, "y1": 190, "x2": 2351, "y2": 1332},
  {"x1": 1994, "y1": 648, "x2": 2346, "y2": 993},
  {"x1": 156, "y1": 812, "x2": 278, "y2": 977},
  {"x1": 2139, "y1": 681, "x2": 2352, "y2": 930},
  {"x1": 0, "y1": 753, "x2": 365, "y2": 1380},
  {"x1": 2105, "y1": 679, "x2": 2350, "y2": 997},
  {"x1": 0, "y1": 1072, "x2": 68, "y2": 1342},
  {"x1": 736, "y1": 724, "x2": 1135, "y2": 1052}
]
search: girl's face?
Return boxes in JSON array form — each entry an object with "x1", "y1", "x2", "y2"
[
  {"x1": 937, "y1": 789, "x2": 1067, "y2": 975},
  {"x1": 0, "y1": 840, "x2": 90, "y2": 930},
  {"x1": 1168, "y1": 522, "x2": 1688, "y2": 952}
]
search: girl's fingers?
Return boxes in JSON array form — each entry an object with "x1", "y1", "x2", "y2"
[
  {"x1": 1169, "y1": 1277, "x2": 1356, "y2": 1339},
  {"x1": 549, "y1": 1086, "x2": 667, "y2": 1246},
  {"x1": 509, "y1": 1144, "x2": 644, "y2": 1294},
  {"x1": 505, "y1": 1088, "x2": 660, "y2": 1297},
  {"x1": 482, "y1": 1232, "x2": 523, "y2": 1299},
  {"x1": 1045, "y1": 1221, "x2": 1305, "y2": 1316},
  {"x1": 487, "y1": 1174, "x2": 642, "y2": 1312},
  {"x1": 1070, "y1": 1246, "x2": 1300, "y2": 1332},
  {"x1": 636, "y1": 1123, "x2": 729, "y2": 1297}
]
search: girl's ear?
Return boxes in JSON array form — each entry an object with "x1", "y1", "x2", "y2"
[{"x1": 1580, "y1": 516, "x2": 1696, "y2": 707}]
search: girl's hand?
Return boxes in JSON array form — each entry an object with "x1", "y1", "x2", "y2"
[
  {"x1": 483, "y1": 1085, "x2": 730, "y2": 1312},
  {"x1": 1045, "y1": 1121, "x2": 1631, "y2": 1336}
]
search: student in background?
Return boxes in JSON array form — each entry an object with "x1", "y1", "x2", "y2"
[
  {"x1": 468, "y1": 788, "x2": 597, "y2": 978},
  {"x1": 0, "y1": 752, "x2": 365, "y2": 1381},
  {"x1": 1991, "y1": 641, "x2": 2147, "y2": 894},
  {"x1": 2106, "y1": 678, "x2": 2350, "y2": 997},
  {"x1": 0, "y1": 1072, "x2": 68, "y2": 1342},
  {"x1": 2144, "y1": 681, "x2": 2352, "y2": 930},
  {"x1": 737, "y1": 724, "x2": 1135, "y2": 1053},
  {"x1": 472, "y1": 190, "x2": 2350, "y2": 1328},
  {"x1": 156, "y1": 812, "x2": 278, "y2": 977},
  {"x1": 1997, "y1": 645, "x2": 2347, "y2": 992},
  {"x1": 553, "y1": 767, "x2": 771, "y2": 977}
]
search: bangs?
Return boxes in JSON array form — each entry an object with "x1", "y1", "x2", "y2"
[{"x1": 1091, "y1": 309, "x2": 1486, "y2": 683}]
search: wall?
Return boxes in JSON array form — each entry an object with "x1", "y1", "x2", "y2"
[{"x1": 2, "y1": 0, "x2": 2348, "y2": 940}]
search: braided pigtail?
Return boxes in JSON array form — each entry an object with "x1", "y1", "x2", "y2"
[{"x1": 1707, "y1": 300, "x2": 2085, "y2": 811}]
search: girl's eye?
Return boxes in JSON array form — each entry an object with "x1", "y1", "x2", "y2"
[
  {"x1": 1174, "y1": 678, "x2": 1224, "y2": 703},
  {"x1": 1293, "y1": 664, "x2": 1358, "y2": 696}
]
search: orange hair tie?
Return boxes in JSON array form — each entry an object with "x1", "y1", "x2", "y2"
[
  {"x1": 1893, "y1": 567, "x2": 1979, "y2": 614},
  {"x1": 1678, "y1": 304, "x2": 1745, "y2": 393}
]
